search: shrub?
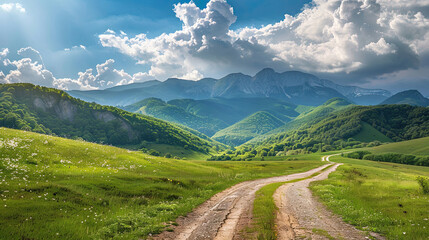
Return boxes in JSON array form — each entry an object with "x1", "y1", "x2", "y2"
[
  {"x1": 415, "y1": 156, "x2": 429, "y2": 166},
  {"x1": 148, "y1": 149, "x2": 160, "y2": 156},
  {"x1": 360, "y1": 152, "x2": 429, "y2": 167},
  {"x1": 346, "y1": 151, "x2": 371, "y2": 159},
  {"x1": 367, "y1": 141, "x2": 382, "y2": 147},
  {"x1": 140, "y1": 147, "x2": 148, "y2": 153},
  {"x1": 416, "y1": 176, "x2": 429, "y2": 194}
]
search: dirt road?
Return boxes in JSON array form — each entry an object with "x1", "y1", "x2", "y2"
[
  {"x1": 153, "y1": 154, "x2": 377, "y2": 240},
  {"x1": 321, "y1": 152, "x2": 342, "y2": 161},
  {"x1": 152, "y1": 164, "x2": 331, "y2": 240},
  {"x1": 274, "y1": 163, "x2": 371, "y2": 239}
]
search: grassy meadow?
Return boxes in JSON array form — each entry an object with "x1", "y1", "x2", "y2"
[
  {"x1": 0, "y1": 127, "x2": 324, "y2": 239},
  {"x1": 368, "y1": 136, "x2": 429, "y2": 155},
  {"x1": 311, "y1": 156, "x2": 429, "y2": 239}
]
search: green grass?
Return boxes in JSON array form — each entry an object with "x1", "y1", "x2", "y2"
[
  {"x1": 251, "y1": 182, "x2": 284, "y2": 240},
  {"x1": 311, "y1": 156, "x2": 429, "y2": 240},
  {"x1": 138, "y1": 143, "x2": 209, "y2": 160},
  {"x1": 353, "y1": 122, "x2": 393, "y2": 143},
  {"x1": 312, "y1": 228, "x2": 335, "y2": 240},
  {"x1": 369, "y1": 137, "x2": 429, "y2": 155},
  {"x1": 0, "y1": 127, "x2": 324, "y2": 239},
  {"x1": 249, "y1": 164, "x2": 334, "y2": 240}
]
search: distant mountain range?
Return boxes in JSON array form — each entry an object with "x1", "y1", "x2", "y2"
[{"x1": 68, "y1": 68, "x2": 391, "y2": 106}]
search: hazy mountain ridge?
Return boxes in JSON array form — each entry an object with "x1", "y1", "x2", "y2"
[
  {"x1": 380, "y1": 90, "x2": 429, "y2": 106},
  {"x1": 212, "y1": 111, "x2": 286, "y2": 146},
  {"x1": 122, "y1": 97, "x2": 302, "y2": 138},
  {"x1": 68, "y1": 69, "x2": 391, "y2": 106},
  {"x1": 122, "y1": 98, "x2": 228, "y2": 136}
]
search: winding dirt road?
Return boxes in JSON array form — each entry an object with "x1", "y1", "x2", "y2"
[
  {"x1": 274, "y1": 163, "x2": 369, "y2": 239},
  {"x1": 153, "y1": 164, "x2": 330, "y2": 240},
  {"x1": 153, "y1": 154, "x2": 377, "y2": 240}
]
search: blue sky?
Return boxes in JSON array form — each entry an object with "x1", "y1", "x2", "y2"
[
  {"x1": 0, "y1": 0, "x2": 310, "y2": 77},
  {"x1": 1, "y1": 0, "x2": 429, "y2": 95}
]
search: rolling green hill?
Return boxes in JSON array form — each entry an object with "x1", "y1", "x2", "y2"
[
  {"x1": 169, "y1": 97, "x2": 301, "y2": 125},
  {"x1": 168, "y1": 98, "x2": 249, "y2": 125},
  {"x1": 207, "y1": 98, "x2": 300, "y2": 122},
  {"x1": 344, "y1": 137, "x2": 429, "y2": 166},
  {"x1": 369, "y1": 137, "x2": 429, "y2": 155},
  {"x1": 0, "y1": 83, "x2": 216, "y2": 154},
  {"x1": 249, "y1": 104, "x2": 429, "y2": 155},
  {"x1": 123, "y1": 97, "x2": 302, "y2": 139},
  {"x1": 212, "y1": 111, "x2": 285, "y2": 146},
  {"x1": 124, "y1": 97, "x2": 303, "y2": 140},
  {"x1": 122, "y1": 98, "x2": 227, "y2": 136},
  {"x1": 247, "y1": 98, "x2": 353, "y2": 144},
  {"x1": 0, "y1": 127, "x2": 323, "y2": 239}
]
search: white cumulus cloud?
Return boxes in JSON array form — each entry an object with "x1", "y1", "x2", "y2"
[
  {"x1": 0, "y1": 3, "x2": 25, "y2": 13},
  {"x1": 64, "y1": 45, "x2": 87, "y2": 52},
  {"x1": 98, "y1": 0, "x2": 429, "y2": 83},
  {"x1": 0, "y1": 48, "x2": 9, "y2": 61},
  {"x1": 364, "y1": 38, "x2": 397, "y2": 56},
  {"x1": 99, "y1": 0, "x2": 273, "y2": 80},
  {"x1": 17, "y1": 47, "x2": 44, "y2": 66},
  {"x1": 76, "y1": 59, "x2": 135, "y2": 88},
  {"x1": 0, "y1": 47, "x2": 152, "y2": 90},
  {"x1": 2, "y1": 58, "x2": 54, "y2": 87}
]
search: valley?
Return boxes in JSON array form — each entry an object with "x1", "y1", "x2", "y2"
[
  {"x1": 1, "y1": 74, "x2": 428, "y2": 240},
  {"x1": 2, "y1": 126, "x2": 427, "y2": 239}
]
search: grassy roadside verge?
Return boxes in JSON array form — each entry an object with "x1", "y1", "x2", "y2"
[
  {"x1": 249, "y1": 164, "x2": 335, "y2": 240},
  {"x1": 311, "y1": 156, "x2": 429, "y2": 240},
  {"x1": 0, "y1": 128, "x2": 325, "y2": 239}
]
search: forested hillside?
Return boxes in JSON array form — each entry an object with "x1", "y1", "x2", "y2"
[
  {"x1": 0, "y1": 83, "x2": 216, "y2": 153},
  {"x1": 254, "y1": 105, "x2": 429, "y2": 154},
  {"x1": 247, "y1": 98, "x2": 352, "y2": 144},
  {"x1": 212, "y1": 111, "x2": 285, "y2": 146}
]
